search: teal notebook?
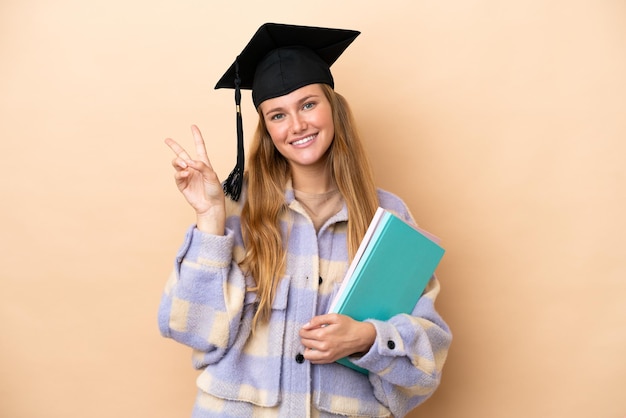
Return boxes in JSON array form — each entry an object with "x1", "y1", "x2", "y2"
[{"x1": 327, "y1": 207, "x2": 445, "y2": 374}]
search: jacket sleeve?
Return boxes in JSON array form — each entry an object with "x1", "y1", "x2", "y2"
[
  {"x1": 350, "y1": 277, "x2": 452, "y2": 416},
  {"x1": 357, "y1": 192, "x2": 452, "y2": 416},
  {"x1": 157, "y1": 225, "x2": 247, "y2": 367}
]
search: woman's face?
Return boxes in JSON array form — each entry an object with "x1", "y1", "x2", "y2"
[{"x1": 259, "y1": 83, "x2": 334, "y2": 171}]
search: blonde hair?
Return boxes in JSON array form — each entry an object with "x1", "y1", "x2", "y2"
[{"x1": 241, "y1": 84, "x2": 379, "y2": 328}]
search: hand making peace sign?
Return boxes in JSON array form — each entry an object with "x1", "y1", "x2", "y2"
[{"x1": 165, "y1": 125, "x2": 226, "y2": 235}]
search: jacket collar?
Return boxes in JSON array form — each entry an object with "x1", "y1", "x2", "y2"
[{"x1": 284, "y1": 177, "x2": 349, "y2": 225}]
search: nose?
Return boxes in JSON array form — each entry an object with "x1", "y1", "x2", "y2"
[{"x1": 291, "y1": 114, "x2": 307, "y2": 133}]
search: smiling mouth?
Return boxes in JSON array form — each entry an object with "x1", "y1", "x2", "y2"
[{"x1": 291, "y1": 134, "x2": 316, "y2": 146}]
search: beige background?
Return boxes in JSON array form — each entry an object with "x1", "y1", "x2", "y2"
[{"x1": 1, "y1": 0, "x2": 625, "y2": 417}]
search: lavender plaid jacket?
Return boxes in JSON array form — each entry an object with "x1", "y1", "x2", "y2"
[{"x1": 158, "y1": 184, "x2": 452, "y2": 417}]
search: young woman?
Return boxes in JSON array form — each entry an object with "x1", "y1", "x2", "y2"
[{"x1": 159, "y1": 23, "x2": 452, "y2": 418}]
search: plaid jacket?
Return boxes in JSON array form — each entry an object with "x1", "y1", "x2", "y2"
[{"x1": 158, "y1": 184, "x2": 451, "y2": 417}]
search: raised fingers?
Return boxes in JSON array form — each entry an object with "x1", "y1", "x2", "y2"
[
  {"x1": 165, "y1": 137, "x2": 192, "y2": 161},
  {"x1": 190, "y1": 125, "x2": 212, "y2": 166}
]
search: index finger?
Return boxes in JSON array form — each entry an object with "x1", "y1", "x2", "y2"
[
  {"x1": 191, "y1": 125, "x2": 210, "y2": 165},
  {"x1": 303, "y1": 314, "x2": 337, "y2": 330}
]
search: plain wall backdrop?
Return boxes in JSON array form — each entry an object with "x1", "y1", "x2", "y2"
[{"x1": 1, "y1": 0, "x2": 625, "y2": 417}]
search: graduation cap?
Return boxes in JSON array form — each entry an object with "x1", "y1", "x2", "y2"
[{"x1": 215, "y1": 23, "x2": 360, "y2": 201}]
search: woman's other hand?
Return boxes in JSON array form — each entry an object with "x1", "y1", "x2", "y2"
[{"x1": 299, "y1": 314, "x2": 376, "y2": 364}]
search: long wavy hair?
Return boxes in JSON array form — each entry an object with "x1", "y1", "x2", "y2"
[{"x1": 240, "y1": 84, "x2": 379, "y2": 329}]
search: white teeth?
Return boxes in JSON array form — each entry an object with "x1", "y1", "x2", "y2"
[{"x1": 292, "y1": 135, "x2": 315, "y2": 146}]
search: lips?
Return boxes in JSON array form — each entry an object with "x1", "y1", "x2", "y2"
[{"x1": 290, "y1": 134, "x2": 316, "y2": 146}]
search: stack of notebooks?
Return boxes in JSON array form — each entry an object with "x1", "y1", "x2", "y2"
[{"x1": 327, "y1": 207, "x2": 445, "y2": 373}]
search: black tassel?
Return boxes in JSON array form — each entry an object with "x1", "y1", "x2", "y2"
[{"x1": 223, "y1": 58, "x2": 245, "y2": 201}]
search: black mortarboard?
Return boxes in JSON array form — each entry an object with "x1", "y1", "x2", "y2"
[{"x1": 215, "y1": 23, "x2": 360, "y2": 201}]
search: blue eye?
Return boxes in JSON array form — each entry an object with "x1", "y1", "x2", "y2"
[
  {"x1": 303, "y1": 102, "x2": 315, "y2": 110},
  {"x1": 270, "y1": 113, "x2": 285, "y2": 121}
]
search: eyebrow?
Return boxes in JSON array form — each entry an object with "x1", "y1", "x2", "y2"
[{"x1": 263, "y1": 94, "x2": 320, "y2": 117}]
